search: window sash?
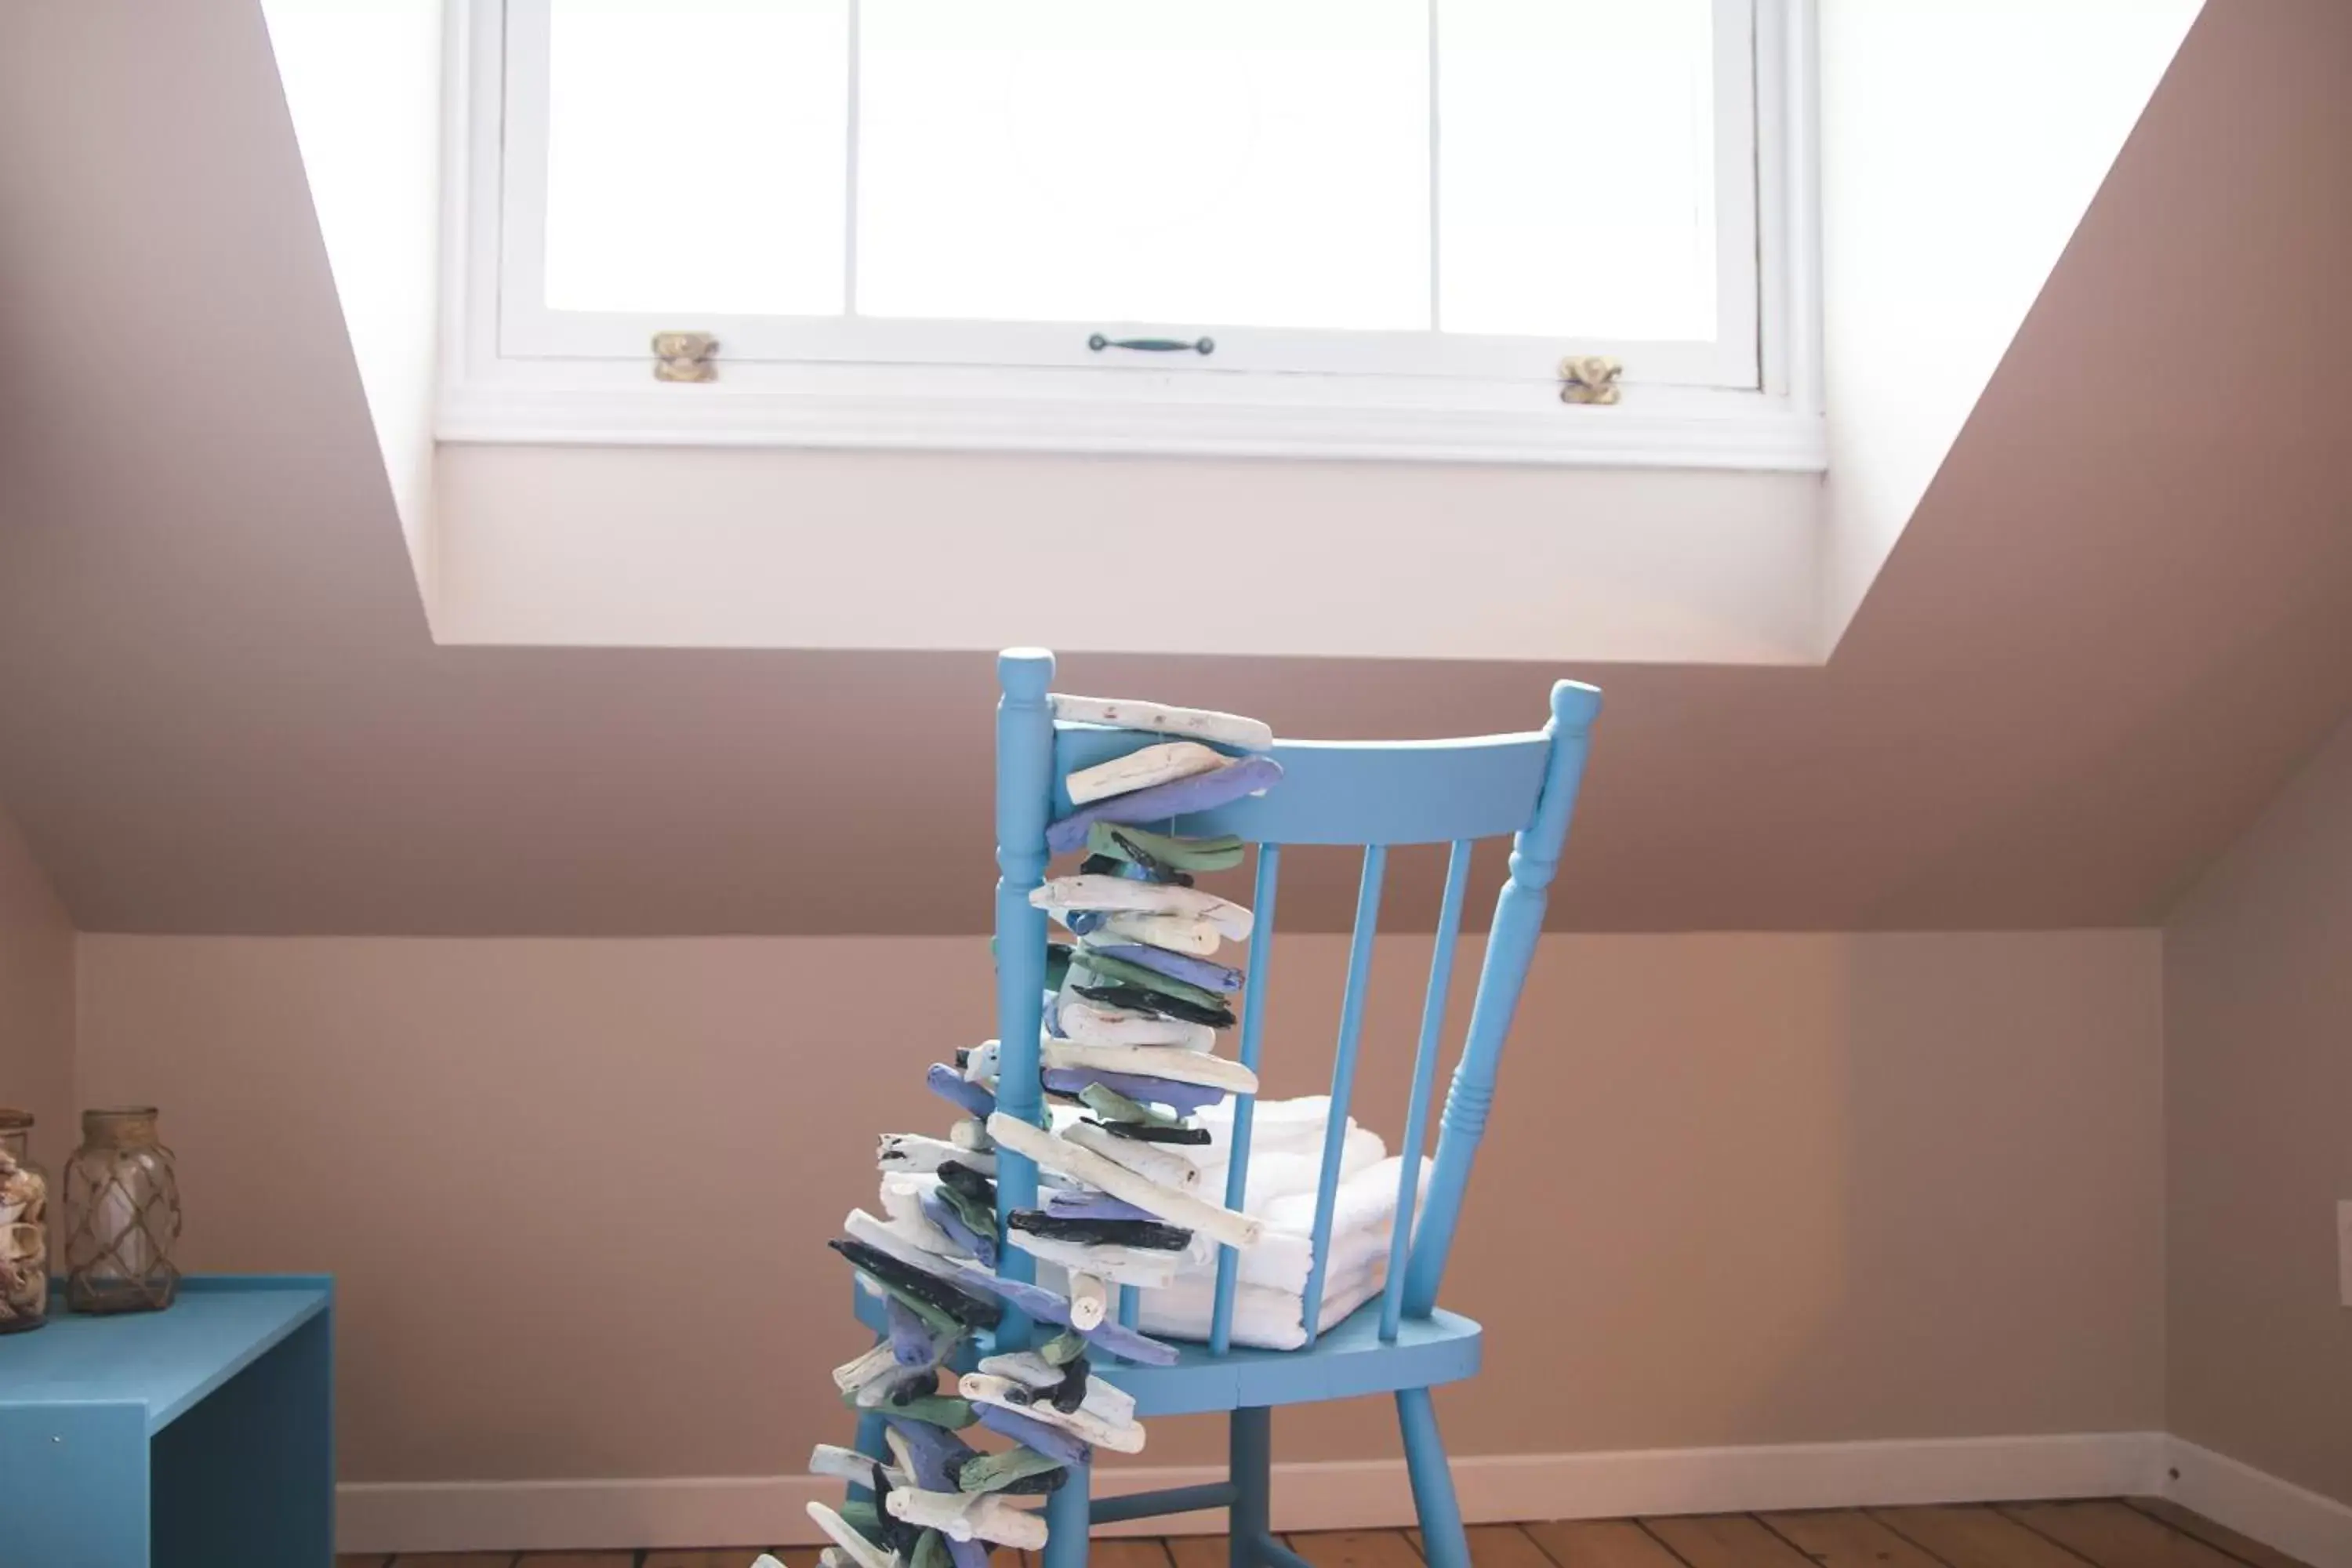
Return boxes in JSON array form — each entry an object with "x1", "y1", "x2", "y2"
[{"x1": 491, "y1": 0, "x2": 1762, "y2": 391}]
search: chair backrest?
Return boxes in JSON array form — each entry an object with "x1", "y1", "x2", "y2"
[{"x1": 991, "y1": 648, "x2": 1602, "y2": 1356}]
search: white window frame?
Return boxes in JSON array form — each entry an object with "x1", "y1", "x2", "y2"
[{"x1": 437, "y1": 0, "x2": 1823, "y2": 469}]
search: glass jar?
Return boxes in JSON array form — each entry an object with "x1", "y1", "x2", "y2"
[
  {"x1": 0, "y1": 1109, "x2": 49, "y2": 1333},
  {"x1": 64, "y1": 1106, "x2": 183, "y2": 1314}
]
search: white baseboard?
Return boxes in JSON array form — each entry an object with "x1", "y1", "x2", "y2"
[
  {"x1": 337, "y1": 1431, "x2": 2168, "y2": 1556},
  {"x1": 2165, "y1": 1437, "x2": 2352, "y2": 1568}
]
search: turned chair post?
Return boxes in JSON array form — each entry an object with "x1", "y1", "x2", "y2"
[{"x1": 1400, "y1": 681, "x2": 1602, "y2": 1318}]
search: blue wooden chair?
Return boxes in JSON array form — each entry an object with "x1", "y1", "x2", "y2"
[{"x1": 989, "y1": 648, "x2": 1603, "y2": 1568}]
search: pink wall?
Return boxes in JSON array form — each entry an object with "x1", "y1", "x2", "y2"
[
  {"x1": 0, "y1": 799, "x2": 73, "y2": 1162},
  {"x1": 72, "y1": 927, "x2": 2163, "y2": 1496},
  {"x1": 2166, "y1": 713, "x2": 2352, "y2": 1506},
  {"x1": 8, "y1": 2, "x2": 2352, "y2": 942}
]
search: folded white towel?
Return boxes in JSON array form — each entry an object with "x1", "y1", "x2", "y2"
[
  {"x1": 1167, "y1": 1155, "x2": 1425, "y2": 1293},
  {"x1": 1028, "y1": 1096, "x2": 1426, "y2": 1346},
  {"x1": 1193, "y1": 1095, "x2": 1338, "y2": 1157},
  {"x1": 1134, "y1": 1256, "x2": 1392, "y2": 1352}
]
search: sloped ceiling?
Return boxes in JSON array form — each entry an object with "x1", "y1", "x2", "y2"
[{"x1": 2, "y1": 0, "x2": 2350, "y2": 935}]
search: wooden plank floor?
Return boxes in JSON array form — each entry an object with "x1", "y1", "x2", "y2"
[{"x1": 341, "y1": 1499, "x2": 2312, "y2": 1568}]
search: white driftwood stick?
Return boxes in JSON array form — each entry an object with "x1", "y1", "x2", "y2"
[
  {"x1": 975, "y1": 1350, "x2": 1058, "y2": 1391},
  {"x1": 986, "y1": 1114, "x2": 1263, "y2": 1250},
  {"x1": 1067, "y1": 1271, "x2": 1109, "y2": 1329},
  {"x1": 818, "y1": 1551, "x2": 851, "y2": 1568},
  {"x1": 855, "y1": 1367, "x2": 928, "y2": 1408},
  {"x1": 1030, "y1": 876, "x2": 1253, "y2": 940},
  {"x1": 1008, "y1": 1231, "x2": 1182, "y2": 1288},
  {"x1": 886, "y1": 1487, "x2": 1051, "y2": 1551},
  {"x1": 1051, "y1": 695, "x2": 1275, "y2": 752},
  {"x1": 949, "y1": 1118, "x2": 995, "y2": 1152},
  {"x1": 975, "y1": 1352, "x2": 1139, "y2": 1427},
  {"x1": 960, "y1": 1373, "x2": 1149, "y2": 1454},
  {"x1": 962, "y1": 1040, "x2": 1001, "y2": 1084},
  {"x1": 811, "y1": 1444, "x2": 909, "y2": 1488},
  {"x1": 1094, "y1": 912, "x2": 1224, "y2": 956},
  {"x1": 844, "y1": 1209, "x2": 982, "y2": 1291},
  {"x1": 1076, "y1": 1374, "x2": 1137, "y2": 1428},
  {"x1": 880, "y1": 1134, "x2": 995, "y2": 1176},
  {"x1": 808, "y1": 1501, "x2": 902, "y2": 1568},
  {"x1": 1040, "y1": 1039, "x2": 1258, "y2": 1094},
  {"x1": 877, "y1": 1176, "x2": 962, "y2": 1255},
  {"x1": 1054, "y1": 1000, "x2": 1214, "y2": 1052},
  {"x1": 884, "y1": 1426, "x2": 920, "y2": 1482},
  {"x1": 1065, "y1": 741, "x2": 1230, "y2": 807},
  {"x1": 1063, "y1": 1120, "x2": 1203, "y2": 1190},
  {"x1": 832, "y1": 1341, "x2": 901, "y2": 1395}
]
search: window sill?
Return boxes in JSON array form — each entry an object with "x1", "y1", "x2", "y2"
[{"x1": 437, "y1": 361, "x2": 1827, "y2": 472}]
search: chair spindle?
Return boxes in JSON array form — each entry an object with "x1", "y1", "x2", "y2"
[
  {"x1": 1210, "y1": 842, "x2": 1282, "y2": 1356},
  {"x1": 1300, "y1": 844, "x2": 1387, "y2": 1346},
  {"x1": 1379, "y1": 838, "x2": 1473, "y2": 1340}
]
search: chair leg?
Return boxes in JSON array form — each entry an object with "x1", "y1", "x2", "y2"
[
  {"x1": 1230, "y1": 1406, "x2": 1272, "y2": 1568},
  {"x1": 1396, "y1": 1388, "x2": 1468, "y2": 1568},
  {"x1": 847, "y1": 1406, "x2": 888, "y2": 1504},
  {"x1": 1043, "y1": 1454, "x2": 1091, "y2": 1568}
]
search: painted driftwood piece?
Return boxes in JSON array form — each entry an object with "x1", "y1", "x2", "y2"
[
  {"x1": 1039, "y1": 1040, "x2": 1258, "y2": 1094},
  {"x1": 946, "y1": 1259, "x2": 1180, "y2": 1365},
  {"x1": 1064, "y1": 741, "x2": 1229, "y2": 807},
  {"x1": 956, "y1": 1445, "x2": 1069, "y2": 1497},
  {"x1": 976, "y1": 1352, "x2": 1138, "y2": 1428},
  {"x1": 1085, "y1": 822, "x2": 1247, "y2": 873},
  {"x1": 1080, "y1": 941, "x2": 1243, "y2": 993},
  {"x1": 809, "y1": 1500, "x2": 903, "y2": 1568},
  {"x1": 1062, "y1": 1120, "x2": 1203, "y2": 1190},
  {"x1": 1051, "y1": 998, "x2": 1214, "y2": 1051},
  {"x1": 961, "y1": 1040, "x2": 1001, "y2": 1083},
  {"x1": 960, "y1": 1374, "x2": 1147, "y2": 1454},
  {"x1": 1029, "y1": 875, "x2": 1254, "y2": 940},
  {"x1": 1039, "y1": 1066, "x2": 1227, "y2": 1119},
  {"x1": 973, "y1": 1402, "x2": 1091, "y2": 1469},
  {"x1": 927, "y1": 1064, "x2": 997, "y2": 1120},
  {"x1": 1048, "y1": 695, "x2": 1275, "y2": 751},
  {"x1": 1066, "y1": 1270, "x2": 1109, "y2": 1330},
  {"x1": 887, "y1": 1487, "x2": 1051, "y2": 1551},
  {"x1": 1043, "y1": 754, "x2": 1283, "y2": 855},
  {"x1": 1004, "y1": 1230, "x2": 1185, "y2": 1289},
  {"x1": 879, "y1": 1133, "x2": 995, "y2": 1177},
  {"x1": 920, "y1": 1188, "x2": 998, "y2": 1268},
  {"x1": 877, "y1": 1180, "x2": 964, "y2": 1257},
  {"x1": 1047, "y1": 1188, "x2": 1162, "y2": 1223},
  {"x1": 1070, "y1": 949, "x2": 1230, "y2": 1013},
  {"x1": 1065, "y1": 910, "x2": 1223, "y2": 955},
  {"x1": 812, "y1": 1443, "x2": 911, "y2": 1489},
  {"x1": 833, "y1": 1339, "x2": 903, "y2": 1395},
  {"x1": 986, "y1": 1113, "x2": 1264, "y2": 1250}
]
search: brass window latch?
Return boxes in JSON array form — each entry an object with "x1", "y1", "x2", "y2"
[
  {"x1": 1558, "y1": 355, "x2": 1622, "y2": 405},
  {"x1": 653, "y1": 332, "x2": 718, "y2": 383}
]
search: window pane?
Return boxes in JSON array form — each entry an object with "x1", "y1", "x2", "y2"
[
  {"x1": 543, "y1": 0, "x2": 848, "y2": 315},
  {"x1": 1438, "y1": 0, "x2": 1718, "y2": 340},
  {"x1": 858, "y1": 0, "x2": 1430, "y2": 332}
]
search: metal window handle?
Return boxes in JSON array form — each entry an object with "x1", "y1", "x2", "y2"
[{"x1": 1088, "y1": 333, "x2": 1215, "y2": 356}]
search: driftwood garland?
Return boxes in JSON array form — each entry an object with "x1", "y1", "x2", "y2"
[{"x1": 819, "y1": 690, "x2": 1279, "y2": 1563}]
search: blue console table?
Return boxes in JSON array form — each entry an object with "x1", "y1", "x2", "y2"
[{"x1": 0, "y1": 1275, "x2": 333, "y2": 1568}]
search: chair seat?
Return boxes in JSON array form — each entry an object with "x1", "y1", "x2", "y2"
[{"x1": 851, "y1": 1286, "x2": 1481, "y2": 1417}]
